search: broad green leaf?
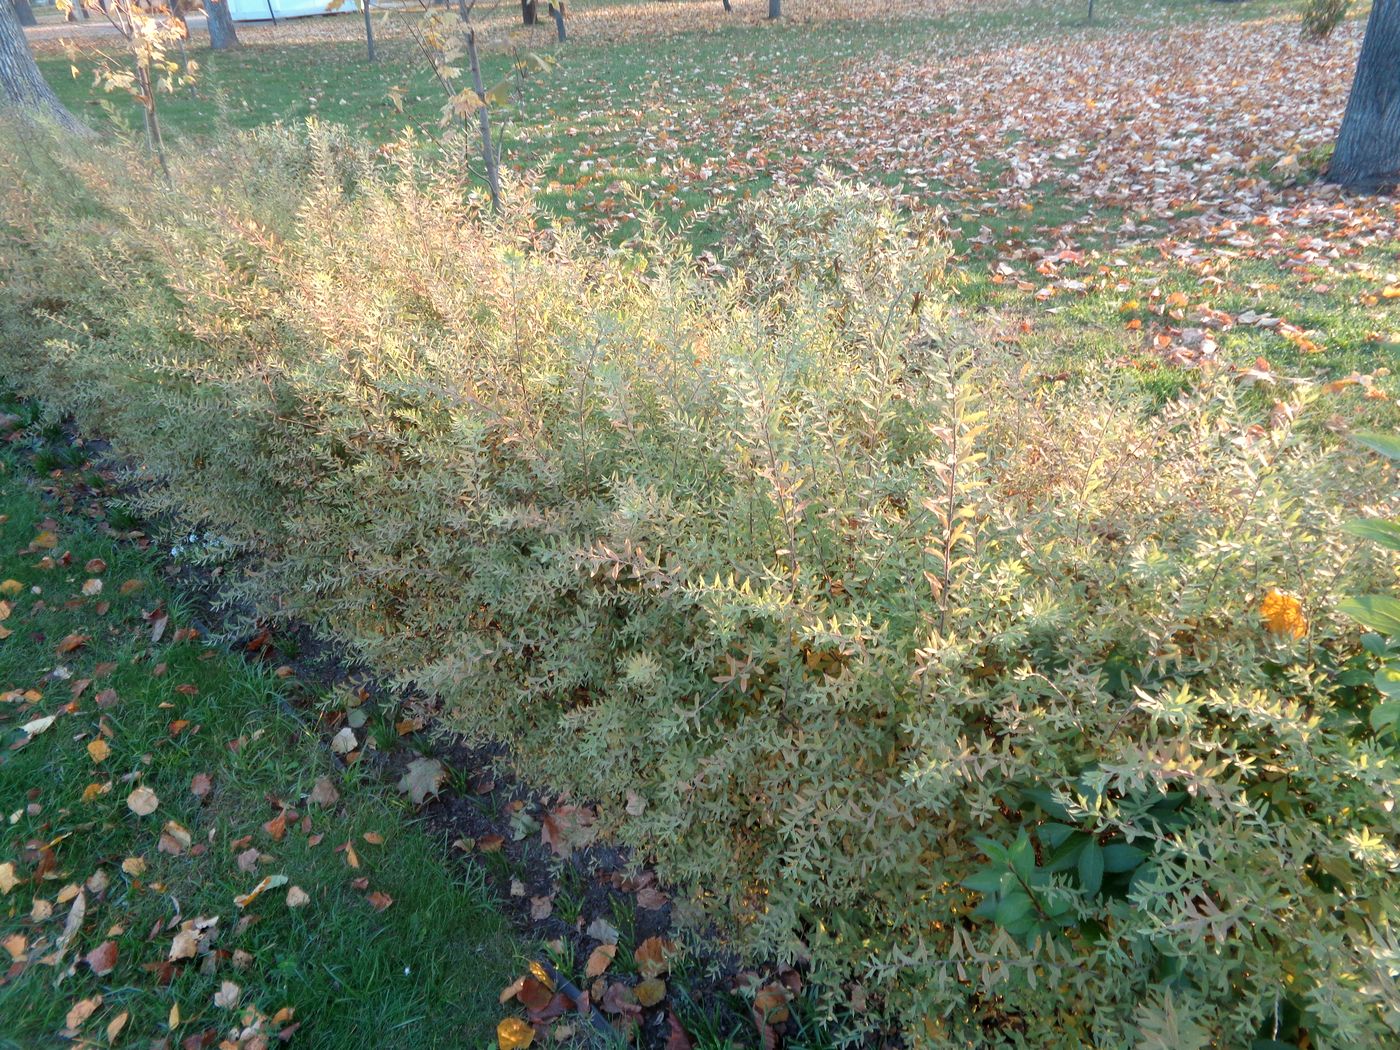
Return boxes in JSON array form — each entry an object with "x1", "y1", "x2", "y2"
[
  {"x1": 1102, "y1": 843, "x2": 1147, "y2": 873},
  {"x1": 1370, "y1": 701, "x2": 1400, "y2": 733},
  {"x1": 1008, "y1": 831, "x2": 1035, "y2": 882},
  {"x1": 994, "y1": 893, "x2": 1032, "y2": 927},
  {"x1": 1353, "y1": 431, "x2": 1400, "y2": 461},
  {"x1": 1341, "y1": 518, "x2": 1400, "y2": 552},
  {"x1": 1374, "y1": 665, "x2": 1400, "y2": 700},
  {"x1": 961, "y1": 870, "x2": 1006, "y2": 896},
  {"x1": 1078, "y1": 840, "x2": 1104, "y2": 895},
  {"x1": 1339, "y1": 595, "x2": 1400, "y2": 637}
]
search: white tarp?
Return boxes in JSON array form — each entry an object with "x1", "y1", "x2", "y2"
[{"x1": 225, "y1": 0, "x2": 357, "y2": 22}]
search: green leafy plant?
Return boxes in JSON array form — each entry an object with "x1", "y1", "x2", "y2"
[
  {"x1": 2, "y1": 122, "x2": 1399, "y2": 1049},
  {"x1": 1340, "y1": 431, "x2": 1400, "y2": 734}
]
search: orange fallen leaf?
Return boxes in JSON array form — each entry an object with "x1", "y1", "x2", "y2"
[{"x1": 497, "y1": 1017, "x2": 534, "y2": 1050}]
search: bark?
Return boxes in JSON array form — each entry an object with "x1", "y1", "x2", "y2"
[
  {"x1": 204, "y1": 0, "x2": 240, "y2": 50},
  {"x1": 12, "y1": 0, "x2": 33, "y2": 28},
  {"x1": 361, "y1": 0, "x2": 376, "y2": 61},
  {"x1": 466, "y1": 26, "x2": 500, "y2": 212},
  {"x1": 548, "y1": 0, "x2": 563, "y2": 41},
  {"x1": 721, "y1": 0, "x2": 731, "y2": 10},
  {"x1": 768, "y1": 0, "x2": 780, "y2": 17},
  {"x1": 520, "y1": 0, "x2": 535, "y2": 24},
  {"x1": 1330, "y1": 0, "x2": 1400, "y2": 190},
  {"x1": 0, "y1": 0, "x2": 90, "y2": 134}
]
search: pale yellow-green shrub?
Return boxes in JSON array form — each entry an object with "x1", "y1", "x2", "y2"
[{"x1": 2, "y1": 121, "x2": 1399, "y2": 1048}]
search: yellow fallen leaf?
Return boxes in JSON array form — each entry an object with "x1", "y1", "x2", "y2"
[
  {"x1": 107, "y1": 1010, "x2": 129, "y2": 1042},
  {"x1": 0, "y1": 579, "x2": 21, "y2": 596},
  {"x1": 0, "y1": 862, "x2": 20, "y2": 894},
  {"x1": 87, "y1": 738, "x2": 110, "y2": 763},
  {"x1": 168, "y1": 1003, "x2": 180, "y2": 1029},
  {"x1": 234, "y1": 874, "x2": 288, "y2": 908},
  {"x1": 497, "y1": 1017, "x2": 534, "y2": 1050}
]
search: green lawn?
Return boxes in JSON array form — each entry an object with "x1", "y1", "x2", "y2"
[{"x1": 0, "y1": 401, "x2": 520, "y2": 1049}]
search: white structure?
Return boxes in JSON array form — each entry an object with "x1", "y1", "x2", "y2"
[{"x1": 225, "y1": 0, "x2": 357, "y2": 22}]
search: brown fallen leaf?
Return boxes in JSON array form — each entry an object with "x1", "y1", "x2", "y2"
[
  {"x1": 584, "y1": 944, "x2": 616, "y2": 979},
  {"x1": 308, "y1": 776, "x2": 339, "y2": 807},
  {"x1": 190, "y1": 772, "x2": 213, "y2": 799},
  {"x1": 286, "y1": 886, "x2": 310, "y2": 908},
  {"x1": 634, "y1": 936, "x2": 675, "y2": 978},
  {"x1": 84, "y1": 940, "x2": 118, "y2": 976},
  {"x1": 214, "y1": 981, "x2": 241, "y2": 1009},
  {"x1": 56, "y1": 633, "x2": 89, "y2": 655},
  {"x1": 262, "y1": 809, "x2": 288, "y2": 842},
  {"x1": 366, "y1": 891, "x2": 393, "y2": 912}
]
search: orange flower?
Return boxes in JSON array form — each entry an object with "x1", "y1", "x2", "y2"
[{"x1": 1260, "y1": 589, "x2": 1307, "y2": 639}]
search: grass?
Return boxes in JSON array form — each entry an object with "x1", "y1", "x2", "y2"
[{"x1": 0, "y1": 400, "x2": 521, "y2": 1049}]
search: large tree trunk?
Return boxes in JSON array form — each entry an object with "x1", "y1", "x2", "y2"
[
  {"x1": 11, "y1": 0, "x2": 34, "y2": 28},
  {"x1": 768, "y1": 0, "x2": 780, "y2": 17},
  {"x1": 521, "y1": 0, "x2": 535, "y2": 24},
  {"x1": 1330, "y1": 0, "x2": 1400, "y2": 190},
  {"x1": 205, "y1": 0, "x2": 240, "y2": 49},
  {"x1": 0, "y1": 0, "x2": 90, "y2": 135}
]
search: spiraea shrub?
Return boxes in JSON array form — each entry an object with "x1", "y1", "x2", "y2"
[{"x1": 3, "y1": 121, "x2": 1399, "y2": 1049}]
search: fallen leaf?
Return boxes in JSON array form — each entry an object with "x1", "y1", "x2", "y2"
[
  {"x1": 636, "y1": 977, "x2": 666, "y2": 1008},
  {"x1": 20, "y1": 714, "x2": 55, "y2": 737},
  {"x1": 56, "y1": 633, "x2": 89, "y2": 655},
  {"x1": 366, "y1": 891, "x2": 393, "y2": 912},
  {"x1": 497, "y1": 1017, "x2": 534, "y2": 1050},
  {"x1": 234, "y1": 874, "x2": 288, "y2": 908},
  {"x1": 86, "y1": 738, "x2": 110, "y2": 763},
  {"x1": 330, "y1": 727, "x2": 357, "y2": 754},
  {"x1": 262, "y1": 809, "x2": 288, "y2": 842},
  {"x1": 634, "y1": 936, "x2": 675, "y2": 978},
  {"x1": 586, "y1": 916, "x2": 620, "y2": 944},
  {"x1": 214, "y1": 981, "x2": 241, "y2": 1009},
  {"x1": 64, "y1": 994, "x2": 102, "y2": 1033},
  {"x1": 107, "y1": 1010, "x2": 129, "y2": 1043},
  {"x1": 585, "y1": 944, "x2": 616, "y2": 978},
  {"x1": 82, "y1": 578, "x2": 103, "y2": 596},
  {"x1": 190, "y1": 772, "x2": 212, "y2": 799},
  {"x1": 0, "y1": 862, "x2": 21, "y2": 894},
  {"x1": 126, "y1": 786, "x2": 159, "y2": 816},
  {"x1": 397, "y1": 757, "x2": 447, "y2": 806},
  {"x1": 286, "y1": 885, "x2": 310, "y2": 908},
  {"x1": 308, "y1": 776, "x2": 339, "y2": 806},
  {"x1": 84, "y1": 940, "x2": 118, "y2": 976}
]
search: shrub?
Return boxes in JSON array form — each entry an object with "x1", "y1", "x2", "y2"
[
  {"x1": 1301, "y1": 0, "x2": 1351, "y2": 39},
  {"x1": 3, "y1": 121, "x2": 1400, "y2": 1048}
]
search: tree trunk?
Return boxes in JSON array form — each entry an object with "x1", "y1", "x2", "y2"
[
  {"x1": 205, "y1": 0, "x2": 240, "y2": 49},
  {"x1": 520, "y1": 0, "x2": 535, "y2": 25},
  {"x1": 0, "y1": 0, "x2": 90, "y2": 134},
  {"x1": 721, "y1": 0, "x2": 731, "y2": 10},
  {"x1": 1330, "y1": 0, "x2": 1400, "y2": 190},
  {"x1": 12, "y1": 0, "x2": 33, "y2": 28},
  {"x1": 548, "y1": 0, "x2": 563, "y2": 40},
  {"x1": 466, "y1": 26, "x2": 500, "y2": 213},
  {"x1": 768, "y1": 0, "x2": 780, "y2": 18},
  {"x1": 360, "y1": 0, "x2": 376, "y2": 62}
]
